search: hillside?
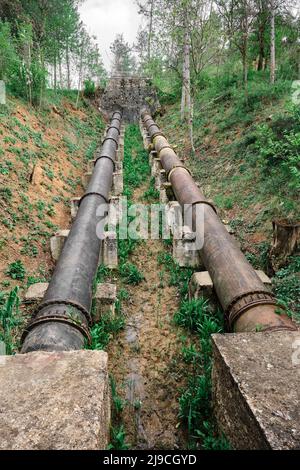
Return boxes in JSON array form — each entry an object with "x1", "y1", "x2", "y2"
[{"x1": 0, "y1": 92, "x2": 104, "y2": 351}]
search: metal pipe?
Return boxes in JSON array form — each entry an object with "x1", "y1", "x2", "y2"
[
  {"x1": 142, "y1": 111, "x2": 296, "y2": 333},
  {"x1": 21, "y1": 111, "x2": 122, "y2": 352}
]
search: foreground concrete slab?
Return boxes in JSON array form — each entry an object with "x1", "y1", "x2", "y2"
[
  {"x1": 0, "y1": 350, "x2": 110, "y2": 450},
  {"x1": 212, "y1": 331, "x2": 300, "y2": 449}
]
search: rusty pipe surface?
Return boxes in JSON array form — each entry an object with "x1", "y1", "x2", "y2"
[
  {"x1": 21, "y1": 111, "x2": 122, "y2": 352},
  {"x1": 142, "y1": 111, "x2": 296, "y2": 333}
]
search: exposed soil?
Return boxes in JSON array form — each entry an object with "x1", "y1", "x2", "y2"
[
  {"x1": 0, "y1": 97, "x2": 99, "y2": 291},
  {"x1": 108, "y1": 185, "x2": 188, "y2": 450}
]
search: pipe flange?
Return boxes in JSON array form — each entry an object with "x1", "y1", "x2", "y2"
[
  {"x1": 226, "y1": 291, "x2": 277, "y2": 330},
  {"x1": 79, "y1": 191, "x2": 109, "y2": 206},
  {"x1": 148, "y1": 123, "x2": 158, "y2": 131},
  {"x1": 191, "y1": 200, "x2": 217, "y2": 214},
  {"x1": 152, "y1": 131, "x2": 166, "y2": 140},
  {"x1": 157, "y1": 144, "x2": 173, "y2": 157},
  {"x1": 167, "y1": 165, "x2": 192, "y2": 181},
  {"x1": 94, "y1": 155, "x2": 116, "y2": 171},
  {"x1": 112, "y1": 117, "x2": 122, "y2": 124},
  {"x1": 143, "y1": 116, "x2": 152, "y2": 124},
  {"x1": 21, "y1": 313, "x2": 92, "y2": 345},
  {"x1": 113, "y1": 112, "x2": 122, "y2": 120},
  {"x1": 107, "y1": 125, "x2": 121, "y2": 135},
  {"x1": 102, "y1": 136, "x2": 119, "y2": 148},
  {"x1": 33, "y1": 299, "x2": 92, "y2": 325}
]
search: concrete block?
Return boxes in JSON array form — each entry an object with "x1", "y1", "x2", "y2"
[
  {"x1": 112, "y1": 171, "x2": 123, "y2": 196},
  {"x1": 116, "y1": 142, "x2": 124, "y2": 162},
  {"x1": 155, "y1": 169, "x2": 166, "y2": 191},
  {"x1": 101, "y1": 231, "x2": 118, "y2": 268},
  {"x1": 189, "y1": 270, "x2": 272, "y2": 302},
  {"x1": 0, "y1": 350, "x2": 110, "y2": 450},
  {"x1": 70, "y1": 197, "x2": 81, "y2": 220},
  {"x1": 189, "y1": 271, "x2": 213, "y2": 301},
  {"x1": 173, "y1": 238, "x2": 202, "y2": 268},
  {"x1": 163, "y1": 182, "x2": 175, "y2": 201},
  {"x1": 87, "y1": 159, "x2": 95, "y2": 173},
  {"x1": 108, "y1": 196, "x2": 121, "y2": 227},
  {"x1": 151, "y1": 157, "x2": 162, "y2": 178},
  {"x1": 160, "y1": 188, "x2": 168, "y2": 204},
  {"x1": 115, "y1": 161, "x2": 123, "y2": 172},
  {"x1": 50, "y1": 229, "x2": 70, "y2": 261},
  {"x1": 149, "y1": 150, "x2": 157, "y2": 166},
  {"x1": 166, "y1": 201, "x2": 182, "y2": 239},
  {"x1": 212, "y1": 331, "x2": 300, "y2": 449},
  {"x1": 82, "y1": 172, "x2": 92, "y2": 189},
  {"x1": 24, "y1": 282, "x2": 48, "y2": 308},
  {"x1": 93, "y1": 283, "x2": 117, "y2": 323},
  {"x1": 256, "y1": 270, "x2": 272, "y2": 285}
]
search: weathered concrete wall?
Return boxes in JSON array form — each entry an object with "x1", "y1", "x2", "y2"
[
  {"x1": 0, "y1": 350, "x2": 110, "y2": 449},
  {"x1": 212, "y1": 331, "x2": 300, "y2": 449},
  {"x1": 100, "y1": 76, "x2": 160, "y2": 123}
]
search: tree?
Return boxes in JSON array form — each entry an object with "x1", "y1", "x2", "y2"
[
  {"x1": 254, "y1": 0, "x2": 269, "y2": 71},
  {"x1": 217, "y1": 0, "x2": 257, "y2": 88},
  {"x1": 110, "y1": 34, "x2": 136, "y2": 74},
  {"x1": 0, "y1": 22, "x2": 18, "y2": 81},
  {"x1": 136, "y1": 0, "x2": 156, "y2": 61}
]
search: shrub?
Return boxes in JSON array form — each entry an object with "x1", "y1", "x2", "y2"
[
  {"x1": 84, "y1": 79, "x2": 96, "y2": 98},
  {"x1": 5, "y1": 260, "x2": 26, "y2": 280},
  {"x1": 120, "y1": 262, "x2": 144, "y2": 285}
]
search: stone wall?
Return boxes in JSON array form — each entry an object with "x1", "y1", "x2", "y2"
[{"x1": 100, "y1": 76, "x2": 160, "y2": 123}]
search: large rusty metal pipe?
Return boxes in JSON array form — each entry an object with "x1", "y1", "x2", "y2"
[
  {"x1": 21, "y1": 111, "x2": 122, "y2": 352},
  {"x1": 142, "y1": 111, "x2": 296, "y2": 333}
]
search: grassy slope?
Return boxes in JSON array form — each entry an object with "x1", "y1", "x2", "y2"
[
  {"x1": 0, "y1": 91, "x2": 104, "y2": 351},
  {"x1": 158, "y1": 76, "x2": 299, "y2": 321}
]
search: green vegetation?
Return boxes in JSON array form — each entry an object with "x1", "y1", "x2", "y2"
[
  {"x1": 108, "y1": 376, "x2": 129, "y2": 450},
  {"x1": 0, "y1": 287, "x2": 21, "y2": 355},
  {"x1": 90, "y1": 312, "x2": 125, "y2": 351},
  {"x1": 0, "y1": 1, "x2": 106, "y2": 106},
  {"x1": 158, "y1": 251, "x2": 228, "y2": 449},
  {"x1": 5, "y1": 260, "x2": 26, "y2": 281},
  {"x1": 273, "y1": 256, "x2": 300, "y2": 322},
  {"x1": 120, "y1": 262, "x2": 144, "y2": 285}
]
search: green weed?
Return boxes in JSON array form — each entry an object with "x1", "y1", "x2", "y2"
[{"x1": 5, "y1": 260, "x2": 26, "y2": 280}]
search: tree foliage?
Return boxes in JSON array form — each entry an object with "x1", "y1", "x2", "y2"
[{"x1": 0, "y1": 0, "x2": 106, "y2": 105}]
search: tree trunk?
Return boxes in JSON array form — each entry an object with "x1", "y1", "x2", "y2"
[
  {"x1": 270, "y1": 220, "x2": 300, "y2": 270},
  {"x1": 66, "y1": 40, "x2": 71, "y2": 89},
  {"x1": 76, "y1": 42, "x2": 84, "y2": 109},
  {"x1": 242, "y1": 38, "x2": 248, "y2": 95},
  {"x1": 257, "y1": 25, "x2": 265, "y2": 71},
  {"x1": 54, "y1": 53, "x2": 57, "y2": 91},
  {"x1": 148, "y1": 0, "x2": 154, "y2": 62},
  {"x1": 270, "y1": 0, "x2": 276, "y2": 84},
  {"x1": 181, "y1": 24, "x2": 191, "y2": 122},
  {"x1": 27, "y1": 40, "x2": 32, "y2": 105},
  {"x1": 180, "y1": 22, "x2": 194, "y2": 153},
  {"x1": 59, "y1": 57, "x2": 63, "y2": 89}
]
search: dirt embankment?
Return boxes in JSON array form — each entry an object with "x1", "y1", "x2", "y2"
[{"x1": 0, "y1": 95, "x2": 103, "y2": 292}]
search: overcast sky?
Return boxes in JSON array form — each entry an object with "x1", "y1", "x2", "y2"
[{"x1": 79, "y1": 0, "x2": 142, "y2": 71}]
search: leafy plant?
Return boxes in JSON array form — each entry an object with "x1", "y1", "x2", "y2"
[
  {"x1": 0, "y1": 287, "x2": 21, "y2": 354},
  {"x1": 120, "y1": 262, "x2": 144, "y2": 285},
  {"x1": 5, "y1": 260, "x2": 26, "y2": 280}
]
